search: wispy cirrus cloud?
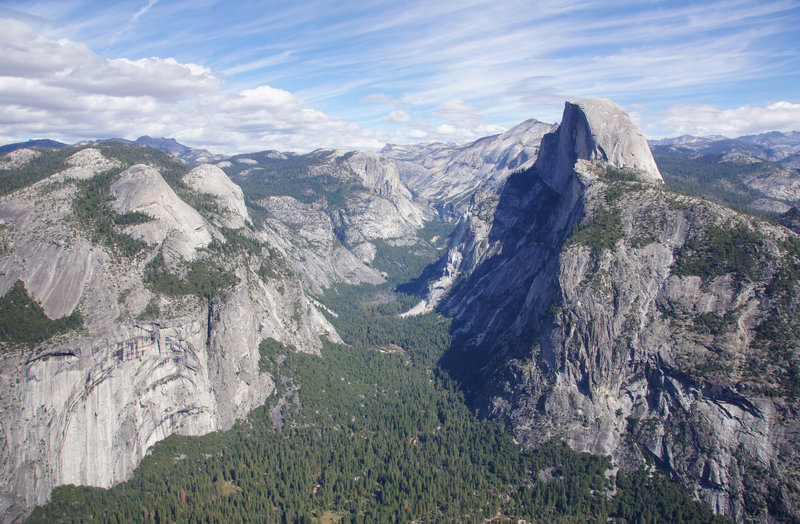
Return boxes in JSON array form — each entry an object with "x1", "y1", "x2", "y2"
[
  {"x1": 0, "y1": 0, "x2": 798, "y2": 150},
  {"x1": 131, "y1": 0, "x2": 158, "y2": 22}
]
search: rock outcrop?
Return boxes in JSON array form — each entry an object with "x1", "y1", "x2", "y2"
[
  {"x1": 406, "y1": 98, "x2": 661, "y2": 316},
  {"x1": 0, "y1": 147, "x2": 340, "y2": 522},
  {"x1": 418, "y1": 99, "x2": 800, "y2": 521},
  {"x1": 60, "y1": 148, "x2": 121, "y2": 180},
  {"x1": 255, "y1": 195, "x2": 383, "y2": 295},
  {"x1": 536, "y1": 98, "x2": 662, "y2": 190},
  {"x1": 0, "y1": 148, "x2": 39, "y2": 169},
  {"x1": 110, "y1": 164, "x2": 214, "y2": 264},
  {"x1": 0, "y1": 179, "x2": 95, "y2": 320},
  {"x1": 183, "y1": 164, "x2": 250, "y2": 229},
  {"x1": 650, "y1": 140, "x2": 800, "y2": 214},
  {"x1": 222, "y1": 148, "x2": 431, "y2": 289},
  {"x1": 4, "y1": 103, "x2": 796, "y2": 523},
  {"x1": 344, "y1": 151, "x2": 426, "y2": 234},
  {"x1": 1, "y1": 320, "x2": 219, "y2": 516}
]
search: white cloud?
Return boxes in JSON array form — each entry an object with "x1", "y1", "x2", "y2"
[
  {"x1": 132, "y1": 0, "x2": 159, "y2": 22},
  {"x1": 360, "y1": 92, "x2": 406, "y2": 109},
  {"x1": 660, "y1": 101, "x2": 800, "y2": 137},
  {"x1": 0, "y1": 19, "x2": 387, "y2": 153},
  {"x1": 381, "y1": 110, "x2": 411, "y2": 124},
  {"x1": 0, "y1": 19, "x2": 219, "y2": 102},
  {"x1": 407, "y1": 129, "x2": 427, "y2": 139},
  {"x1": 361, "y1": 93, "x2": 392, "y2": 105},
  {"x1": 434, "y1": 98, "x2": 480, "y2": 126},
  {"x1": 3, "y1": 0, "x2": 799, "y2": 151},
  {"x1": 222, "y1": 85, "x2": 302, "y2": 112},
  {"x1": 322, "y1": 0, "x2": 800, "y2": 139}
]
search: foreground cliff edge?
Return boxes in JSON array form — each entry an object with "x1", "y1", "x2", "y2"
[
  {"x1": 414, "y1": 98, "x2": 800, "y2": 521},
  {"x1": 0, "y1": 142, "x2": 433, "y2": 520}
]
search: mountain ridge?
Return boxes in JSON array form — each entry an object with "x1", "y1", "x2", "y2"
[
  {"x1": 650, "y1": 130, "x2": 800, "y2": 169},
  {"x1": 0, "y1": 143, "x2": 346, "y2": 520},
  {"x1": 1, "y1": 104, "x2": 799, "y2": 522},
  {"x1": 415, "y1": 99, "x2": 800, "y2": 521},
  {"x1": 381, "y1": 118, "x2": 557, "y2": 217}
]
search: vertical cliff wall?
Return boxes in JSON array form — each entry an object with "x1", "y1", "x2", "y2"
[
  {"x1": 0, "y1": 150, "x2": 340, "y2": 521},
  {"x1": 425, "y1": 99, "x2": 800, "y2": 521}
]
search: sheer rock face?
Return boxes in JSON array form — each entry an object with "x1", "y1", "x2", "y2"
[
  {"x1": 0, "y1": 150, "x2": 124, "y2": 319},
  {"x1": 330, "y1": 149, "x2": 426, "y2": 244},
  {"x1": 339, "y1": 150, "x2": 427, "y2": 244},
  {"x1": 420, "y1": 99, "x2": 800, "y2": 521},
  {"x1": 0, "y1": 152, "x2": 339, "y2": 521},
  {"x1": 408, "y1": 98, "x2": 662, "y2": 316},
  {"x1": 345, "y1": 151, "x2": 425, "y2": 229},
  {"x1": 2, "y1": 321, "x2": 218, "y2": 510},
  {"x1": 382, "y1": 119, "x2": 557, "y2": 214},
  {"x1": 537, "y1": 98, "x2": 662, "y2": 192},
  {"x1": 0, "y1": 229, "x2": 94, "y2": 320},
  {"x1": 0, "y1": 184, "x2": 95, "y2": 321},
  {"x1": 183, "y1": 164, "x2": 250, "y2": 229}
]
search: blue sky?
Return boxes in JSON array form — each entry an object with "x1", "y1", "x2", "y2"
[{"x1": 0, "y1": 0, "x2": 798, "y2": 153}]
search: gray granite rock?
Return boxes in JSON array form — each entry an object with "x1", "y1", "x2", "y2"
[
  {"x1": 0, "y1": 152, "x2": 340, "y2": 521},
  {"x1": 411, "y1": 99, "x2": 800, "y2": 521}
]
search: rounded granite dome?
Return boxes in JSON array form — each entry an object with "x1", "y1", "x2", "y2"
[{"x1": 537, "y1": 98, "x2": 663, "y2": 191}]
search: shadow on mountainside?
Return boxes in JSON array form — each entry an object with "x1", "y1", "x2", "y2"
[{"x1": 432, "y1": 163, "x2": 581, "y2": 407}]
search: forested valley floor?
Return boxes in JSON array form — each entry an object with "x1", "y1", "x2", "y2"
[{"x1": 30, "y1": 277, "x2": 729, "y2": 523}]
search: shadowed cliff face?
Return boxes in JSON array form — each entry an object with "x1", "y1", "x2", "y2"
[
  {"x1": 382, "y1": 118, "x2": 558, "y2": 217},
  {"x1": 428, "y1": 99, "x2": 800, "y2": 522}
]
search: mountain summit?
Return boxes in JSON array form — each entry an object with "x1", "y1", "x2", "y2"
[
  {"x1": 2, "y1": 98, "x2": 799, "y2": 522},
  {"x1": 414, "y1": 98, "x2": 800, "y2": 521},
  {"x1": 537, "y1": 98, "x2": 662, "y2": 190},
  {"x1": 382, "y1": 118, "x2": 557, "y2": 215}
]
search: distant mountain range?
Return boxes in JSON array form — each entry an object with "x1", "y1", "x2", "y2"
[
  {"x1": 650, "y1": 130, "x2": 800, "y2": 169},
  {"x1": 2, "y1": 104, "x2": 800, "y2": 522},
  {"x1": 3, "y1": 127, "x2": 800, "y2": 222},
  {"x1": 382, "y1": 119, "x2": 557, "y2": 216},
  {"x1": 649, "y1": 131, "x2": 800, "y2": 214},
  {"x1": 0, "y1": 139, "x2": 68, "y2": 154},
  {"x1": 0, "y1": 136, "x2": 224, "y2": 166}
]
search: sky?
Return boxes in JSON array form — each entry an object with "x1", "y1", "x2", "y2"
[{"x1": 0, "y1": 0, "x2": 798, "y2": 154}]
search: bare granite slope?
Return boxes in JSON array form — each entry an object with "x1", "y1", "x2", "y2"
[
  {"x1": 414, "y1": 99, "x2": 800, "y2": 521},
  {"x1": 0, "y1": 148, "x2": 339, "y2": 521},
  {"x1": 382, "y1": 118, "x2": 557, "y2": 214}
]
